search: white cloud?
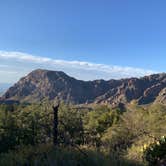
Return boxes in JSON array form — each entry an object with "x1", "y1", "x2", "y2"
[
  {"x1": 0, "y1": 70, "x2": 18, "y2": 74},
  {"x1": 0, "y1": 51, "x2": 157, "y2": 83}
]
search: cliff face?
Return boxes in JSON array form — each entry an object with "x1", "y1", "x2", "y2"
[{"x1": 2, "y1": 69, "x2": 166, "y2": 105}]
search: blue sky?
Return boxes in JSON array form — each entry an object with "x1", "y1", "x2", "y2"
[{"x1": 0, "y1": 0, "x2": 165, "y2": 83}]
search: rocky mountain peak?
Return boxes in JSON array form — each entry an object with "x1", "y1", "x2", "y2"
[{"x1": 1, "y1": 69, "x2": 166, "y2": 105}]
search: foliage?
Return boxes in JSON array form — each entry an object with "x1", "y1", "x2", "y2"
[
  {"x1": 0, "y1": 102, "x2": 166, "y2": 165},
  {"x1": 143, "y1": 136, "x2": 166, "y2": 166},
  {"x1": 0, "y1": 144, "x2": 142, "y2": 166},
  {"x1": 58, "y1": 104, "x2": 85, "y2": 145}
]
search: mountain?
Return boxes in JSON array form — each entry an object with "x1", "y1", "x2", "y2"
[{"x1": 1, "y1": 69, "x2": 166, "y2": 105}]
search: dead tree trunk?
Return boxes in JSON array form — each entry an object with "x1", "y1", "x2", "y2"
[{"x1": 52, "y1": 104, "x2": 59, "y2": 146}]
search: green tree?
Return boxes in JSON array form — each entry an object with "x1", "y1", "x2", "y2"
[{"x1": 83, "y1": 106, "x2": 120, "y2": 147}]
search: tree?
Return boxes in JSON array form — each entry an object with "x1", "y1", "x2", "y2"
[{"x1": 83, "y1": 106, "x2": 120, "y2": 147}]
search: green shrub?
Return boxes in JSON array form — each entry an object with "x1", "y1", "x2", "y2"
[
  {"x1": 0, "y1": 144, "x2": 110, "y2": 166},
  {"x1": 0, "y1": 144, "x2": 143, "y2": 166},
  {"x1": 143, "y1": 136, "x2": 166, "y2": 166}
]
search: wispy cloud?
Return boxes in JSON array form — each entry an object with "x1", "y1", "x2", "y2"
[
  {"x1": 0, "y1": 51, "x2": 157, "y2": 83},
  {"x1": 0, "y1": 70, "x2": 18, "y2": 74}
]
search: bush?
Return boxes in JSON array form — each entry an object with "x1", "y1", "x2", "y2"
[
  {"x1": 0, "y1": 144, "x2": 143, "y2": 166},
  {"x1": 143, "y1": 136, "x2": 166, "y2": 166},
  {"x1": 0, "y1": 144, "x2": 111, "y2": 166}
]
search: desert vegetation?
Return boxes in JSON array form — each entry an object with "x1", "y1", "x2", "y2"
[{"x1": 0, "y1": 101, "x2": 165, "y2": 165}]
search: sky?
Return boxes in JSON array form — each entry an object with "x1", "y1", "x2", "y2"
[{"x1": 0, "y1": 0, "x2": 165, "y2": 83}]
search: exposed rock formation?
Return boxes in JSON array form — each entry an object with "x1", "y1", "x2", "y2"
[{"x1": 1, "y1": 69, "x2": 166, "y2": 105}]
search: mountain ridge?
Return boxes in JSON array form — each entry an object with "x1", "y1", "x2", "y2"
[{"x1": 1, "y1": 69, "x2": 166, "y2": 105}]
